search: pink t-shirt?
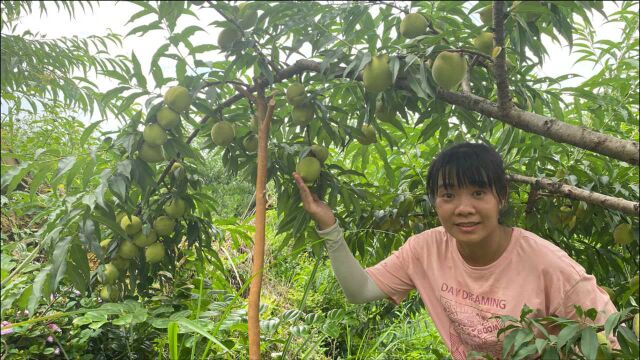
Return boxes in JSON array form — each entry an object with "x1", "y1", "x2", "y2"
[{"x1": 365, "y1": 226, "x2": 617, "y2": 360}]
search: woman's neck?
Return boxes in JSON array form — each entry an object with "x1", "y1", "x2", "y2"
[{"x1": 456, "y1": 226, "x2": 513, "y2": 267}]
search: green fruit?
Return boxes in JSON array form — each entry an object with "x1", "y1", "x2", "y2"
[
  {"x1": 110, "y1": 257, "x2": 129, "y2": 271},
  {"x1": 357, "y1": 124, "x2": 377, "y2": 145},
  {"x1": 115, "y1": 212, "x2": 126, "y2": 225},
  {"x1": 296, "y1": 157, "x2": 321, "y2": 185},
  {"x1": 596, "y1": 331, "x2": 611, "y2": 360},
  {"x1": 601, "y1": 286, "x2": 615, "y2": 300},
  {"x1": 613, "y1": 223, "x2": 633, "y2": 245},
  {"x1": 145, "y1": 242, "x2": 166, "y2": 264},
  {"x1": 399, "y1": 13, "x2": 428, "y2": 39},
  {"x1": 479, "y1": 6, "x2": 492, "y2": 26},
  {"x1": 164, "y1": 198, "x2": 186, "y2": 218},
  {"x1": 170, "y1": 162, "x2": 185, "y2": 181},
  {"x1": 120, "y1": 215, "x2": 142, "y2": 236},
  {"x1": 238, "y1": 3, "x2": 258, "y2": 30},
  {"x1": 243, "y1": 134, "x2": 259, "y2": 153},
  {"x1": 474, "y1": 32, "x2": 494, "y2": 55},
  {"x1": 375, "y1": 100, "x2": 396, "y2": 122},
  {"x1": 218, "y1": 27, "x2": 242, "y2": 51},
  {"x1": 154, "y1": 216, "x2": 176, "y2": 236},
  {"x1": 286, "y1": 82, "x2": 307, "y2": 106},
  {"x1": 633, "y1": 314, "x2": 639, "y2": 338},
  {"x1": 559, "y1": 206, "x2": 573, "y2": 223},
  {"x1": 102, "y1": 264, "x2": 119, "y2": 284},
  {"x1": 291, "y1": 104, "x2": 315, "y2": 125},
  {"x1": 139, "y1": 143, "x2": 164, "y2": 163},
  {"x1": 631, "y1": 275, "x2": 639, "y2": 291},
  {"x1": 363, "y1": 54, "x2": 393, "y2": 93},
  {"x1": 310, "y1": 145, "x2": 329, "y2": 163},
  {"x1": 143, "y1": 123, "x2": 168, "y2": 146},
  {"x1": 100, "y1": 285, "x2": 120, "y2": 302},
  {"x1": 432, "y1": 51, "x2": 467, "y2": 91},
  {"x1": 157, "y1": 106, "x2": 181, "y2": 130},
  {"x1": 164, "y1": 86, "x2": 191, "y2": 113},
  {"x1": 117, "y1": 240, "x2": 139, "y2": 260},
  {"x1": 133, "y1": 230, "x2": 158, "y2": 248},
  {"x1": 211, "y1": 121, "x2": 235, "y2": 147}
]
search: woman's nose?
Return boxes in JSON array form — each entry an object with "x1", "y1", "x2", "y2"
[{"x1": 454, "y1": 201, "x2": 476, "y2": 216}]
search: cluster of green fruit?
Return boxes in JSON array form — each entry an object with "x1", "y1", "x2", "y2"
[
  {"x1": 286, "y1": 82, "x2": 315, "y2": 126},
  {"x1": 217, "y1": 3, "x2": 258, "y2": 51},
  {"x1": 139, "y1": 86, "x2": 192, "y2": 163},
  {"x1": 295, "y1": 145, "x2": 329, "y2": 186},
  {"x1": 97, "y1": 197, "x2": 187, "y2": 302},
  {"x1": 613, "y1": 222, "x2": 634, "y2": 246}
]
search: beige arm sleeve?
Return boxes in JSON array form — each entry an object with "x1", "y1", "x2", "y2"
[{"x1": 317, "y1": 221, "x2": 388, "y2": 304}]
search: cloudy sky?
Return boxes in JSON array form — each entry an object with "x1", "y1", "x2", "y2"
[{"x1": 7, "y1": 1, "x2": 621, "y2": 131}]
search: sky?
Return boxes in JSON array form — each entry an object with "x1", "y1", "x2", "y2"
[{"x1": 5, "y1": 1, "x2": 623, "y2": 131}]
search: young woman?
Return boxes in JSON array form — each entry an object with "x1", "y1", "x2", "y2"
[{"x1": 293, "y1": 142, "x2": 617, "y2": 359}]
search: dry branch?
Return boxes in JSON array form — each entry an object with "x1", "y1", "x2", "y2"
[{"x1": 507, "y1": 174, "x2": 639, "y2": 216}]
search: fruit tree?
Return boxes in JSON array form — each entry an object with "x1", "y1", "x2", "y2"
[{"x1": 1, "y1": 1, "x2": 638, "y2": 359}]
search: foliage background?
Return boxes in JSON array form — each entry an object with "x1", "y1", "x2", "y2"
[{"x1": 1, "y1": 0, "x2": 638, "y2": 359}]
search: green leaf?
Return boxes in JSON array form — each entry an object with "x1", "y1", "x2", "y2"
[
  {"x1": 168, "y1": 322, "x2": 179, "y2": 360},
  {"x1": 66, "y1": 240, "x2": 90, "y2": 294},
  {"x1": 557, "y1": 323, "x2": 581, "y2": 349},
  {"x1": 27, "y1": 265, "x2": 52, "y2": 314},
  {"x1": 48, "y1": 236, "x2": 72, "y2": 294},
  {"x1": 579, "y1": 326, "x2": 598, "y2": 360},
  {"x1": 176, "y1": 318, "x2": 230, "y2": 353},
  {"x1": 131, "y1": 51, "x2": 147, "y2": 89}
]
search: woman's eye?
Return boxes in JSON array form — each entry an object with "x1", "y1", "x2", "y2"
[{"x1": 473, "y1": 190, "x2": 485, "y2": 197}]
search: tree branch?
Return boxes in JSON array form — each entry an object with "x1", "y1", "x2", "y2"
[
  {"x1": 492, "y1": 1, "x2": 512, "y2": 110},
  {"x1": 435, "y1": 89, "x2": 639, "y2": 165},
  {"x1": 507, "y1": 174, "x2": 639, "y2": 216}
]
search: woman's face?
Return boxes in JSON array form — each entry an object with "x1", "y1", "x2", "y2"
[{"x1": 434, "y1": 183, "x2": 503, "y2": 244}]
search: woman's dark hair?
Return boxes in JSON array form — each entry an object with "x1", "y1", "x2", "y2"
[{"x1": 426, "y1": 142, "x2": 507, "y2": 204}]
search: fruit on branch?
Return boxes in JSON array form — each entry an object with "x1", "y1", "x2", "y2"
[
  {"x1": 243, "y1": 134, "x2": 259, "y2": 153},
  {"x1": 157, "y1": 106, "x2": 181, "y2": 130},
  {"x1": 154, "y1": 216, "x2": 176, "y2": 236},
  {"x1": 613, "y1": 223, "x2": 633, "y2": 245},
  {"x1": 310, "y1": 144, "x2": 329, "y2": 163},
  {"x1": 363, "y1": 54, "x2": 393, "y2": 93},
  {"x1": 110, "y1": 257, "x2": 129, "y2": 271},
  {"x1": 238, "y1": 3, "x2": 258, "y2": 30},
  {"x1": 400, "y1": 13, "x2": 428, "y2": 39},
  {"x1": 218, "y1": 27, "x2": 242, "y2": 51},
  {"x1": 634, "y1": 314, "x2": 639, "y2": 338},
  {"x1": 596, "y1": 331, "x2": 611, "y2": 359},
  {"x1": 139, "y1": 143, "x2": 165, "y2": 163},
  {"x1": 479, "y1": 6, "x2": 493, "y2": 26},
  {"x1": 286, "y1": 82, "x2": 307, "y2": 106},
  {"x1": 120, "y1": 215, "x2": 142, "y2": 236},
  {"x1": 164, "y1": 86, "x2": 192, "y2": 113},
  {"x1": 102, "y1": 264, "x2": 119, "y2": 284},
  {"x1": 115, "y1": 212, "x2": 126, "y2": 225},
  {"x1": 143, "y1": 123, "x2": 168, "y2": 146},
  {"x1": 117, "y1": 240, "x2": 139, "y2": 260},
  {"x1": 432, "y1": 51, "x2": 467, "y2": 91},
  {"x1": 133, "y1": 230, "x2": 158, "y2": 248},
  {"x1": 164, "y1": 197, "x2": 186, "y2": 219},
  {"x1": 100, "y1": 285, "x2": 120, "y2": 302},
  {"x1": 145, "y1": 242, "x2": 166, "y2": 264},
  {"x1": 211, "y1": 121, "x2": 236, "y2": 147},
  {"x1": 474, "y1": 32, "x2": 494, "y2": 55},
  {"x1": 375, "y1": 99, "x2": 396, "y2": 123},
  {"x1": 357, "y1": 124, "x2": 377, "y2": 145},
  {"x1": 296, "y1": 157, "x2": 321, "y2": 185},
  {"x1": 291, "y1": 104, "x2": 315, "y2": 125}
]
